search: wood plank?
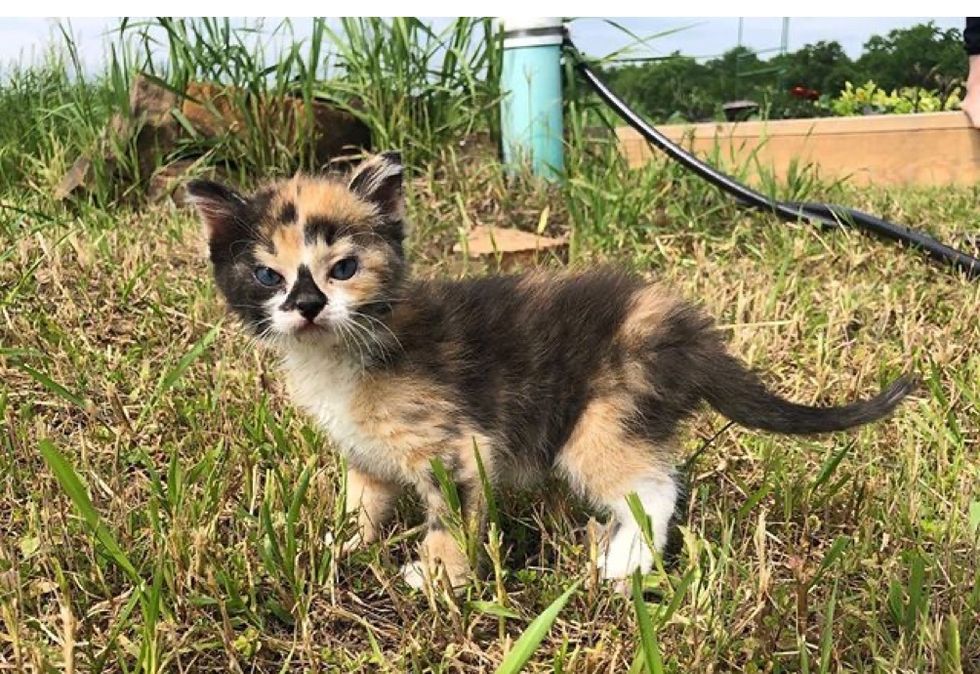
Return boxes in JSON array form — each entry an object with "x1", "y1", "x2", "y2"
[{"x1": 617, "y1": 111, "x2": 980, "y2": 187}]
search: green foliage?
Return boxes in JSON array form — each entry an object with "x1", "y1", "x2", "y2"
[
  {"x1": 495, "y1": 581, "x2": 580, "y2": 674},
  {"x1": 319, "y1": 17, "x2": 501, "y2": 167},
  {"x1": 0, "y1": 17, "x2": 502, "y2": 202},
  {"x1": 602, "y1": 46, "x2": 778, "y2": 123},
  {"x1": 38, "y1": 440, "x2": 139, "y2": 581},
  {"x1": 770, "y1": 40, "x2": 857, "y2": 96},
  {"x1": 631, "y1": 571, "x2": 666, "y2": 674},
  {"x1": 830, "y1": 80, "x2": 962, "y2": 116},
  {"x1": 603, "y1": 21, "x2": 968, "y2": 123},
  {"x1": 600, "y1": 54, "x2": 716, "y2": 123},
  {"x1": 856, "y1": 21, "x2": 966, "y2": 92},
  {"x1": 0, "y1": 46, "x2": 123, "y2": 197}
]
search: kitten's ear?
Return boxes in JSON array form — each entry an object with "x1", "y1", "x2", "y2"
[
  {"x1": 348, "y1": 151, "x2": 404, "y2": 218},
  {"x1": 186, "y1": 179, "x2": 249, "y2": 241}
]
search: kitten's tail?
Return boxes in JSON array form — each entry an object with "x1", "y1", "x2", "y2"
[
  {"x1": 658, "y1": 303, "x2": 916, "y2": 434},
  {"x1": 700, "y1": 352, "x2": 915, "y2": 434}
]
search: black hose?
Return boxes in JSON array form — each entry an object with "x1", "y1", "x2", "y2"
[{"x1": 567, "y1": 43, "x2": 980, "y2": 280}]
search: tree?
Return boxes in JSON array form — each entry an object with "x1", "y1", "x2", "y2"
[
  {"x1": 703, "y1": 46, "x2": 768, "y2": 102},
  {"x1": 855, "y1": 21, "x2": 965, "y2": 91},
  {"x1": 605, "y1": 53, "x2": 715, "y2": 122},
  {"x1": 770, "y1": 40, "x2": 856, "y2": 98},
  {"x1": 598, "y1": 21, "x2": 968, "y2": 123}
]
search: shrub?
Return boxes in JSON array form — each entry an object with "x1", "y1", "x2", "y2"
[{"x1": 829, "y1": 80, "x2": 962, "y2": 116}]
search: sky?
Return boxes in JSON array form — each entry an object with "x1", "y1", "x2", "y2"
[{"x1": 0, "y1": 17, "x2": 967, "y2": 71}]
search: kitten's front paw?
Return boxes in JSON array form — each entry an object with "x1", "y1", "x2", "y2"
[
  {"x1": 341, "y1": 532, "x2": 365, "y2": 554},
  {"x1": 399, "y1": 559, "x2": 469, "y2": 592},
  {"x1": 325, "y1": 531, "x2": 369, "y2": 555},
  {"x1": 400, "y1": 560, "x2": 428, "y2": 589}
]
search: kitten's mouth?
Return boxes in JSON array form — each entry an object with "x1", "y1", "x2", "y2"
[{"x1": 295, "y1": 321, "x2": 327, "y2": 336}]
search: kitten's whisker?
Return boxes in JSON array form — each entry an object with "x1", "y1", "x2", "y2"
[
  {"x1": 233, "y1": 303, "x2": 279, "y2": 311},
  {"x1": 358, "y1": 295, "x2": 407, "y2": 305},
  {"x1": 350, "y1": 310, "x2": 403, "y2": 355},
  {"x1": 345, "y1": 313, "x2": 392, "y2": 356},
  {"x1": 331, "y1": 321, "x2": 353, "y2": 362},
  {"x1": 336, "y1": 319, "x2": 368, "y2": 370},
  {"x1": 254, "y1": 323, "x2": 285, "y2": 349},
  {"x1": 343, "y1": 317, "x2": 382, "y2": 366}
]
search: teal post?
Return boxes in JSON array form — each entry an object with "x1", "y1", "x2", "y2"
[{"x1": 500, "y1": 18, "x2": 565, "y2": 180}]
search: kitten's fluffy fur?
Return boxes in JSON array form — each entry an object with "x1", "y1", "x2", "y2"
[{"x1": 188, "y1": 153, "x2": 913, "y2": 589}]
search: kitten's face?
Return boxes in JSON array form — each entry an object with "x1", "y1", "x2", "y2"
[{"x1": 187, "y1": 153, "x2": 406, "y2": 346}]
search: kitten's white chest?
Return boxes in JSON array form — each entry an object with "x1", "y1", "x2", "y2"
[{"x1": 282, "y1": 347, "x2": 403, "y2": 482}]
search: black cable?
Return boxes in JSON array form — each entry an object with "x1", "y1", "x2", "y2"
[{"x1": 566, "y1": 43, "x2": 980, "y2": 280}]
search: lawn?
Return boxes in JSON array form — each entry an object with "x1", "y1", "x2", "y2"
[{"x1": 1, "y1": 18, "x2": 978, "y2": 673}]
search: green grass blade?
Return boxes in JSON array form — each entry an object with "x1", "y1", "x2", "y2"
[
  {"x1": 157, "y1": 324, "x2": 221, "y2": 394},
  {"x1": 808, "y1": 535, "x2": 851, "y2": 590},
  {"x1": 18, "y1": 364, "x2": 87, "y2": 408},
  {"x1": 632, "y1": 571, "x2": 665, "y2": 674},
  {"x1": 429, "y1": 456, "x2": 462, "y2": 516},
  {"x1": 495, "y1": 580, "x2": 580, "y2": 674},
  {"x1": 943, "y1": 614, "x2": 962, "y2": 674},
  {"x1": 137, "y1": 324, "x2": 220, "y2": 428},
  {"x1": 467, "y1": 600, "x2": 521, "y2": 620},
  {"x1": 810, "y1": 440, "x2": 855, "y2": 494},
  {"x1": 473, "y1": 438, "x2": 499, "y2": 528},
  {"x1": 818, "y1": 580, "x2": 838, "y2": 674},
  {"x1": 260, "y1": 499, "x2": 286, "y2": 573},
  {"x1": 736, "y1": 481, "x2": 772, "y2": 520},
  {"x1": 661, "y1": 566, "x2": 696, "y2": 624},
  {"x1": 39, "y1": 440, "x2": 138, "y2": 581},
  {"x1": 626, "y1": 492, "x2": 655, "y2": 551},
  {"x1": 906, "y1": 552, "x2": 926, "y2": 631},
  {"x1": 628, "y1": 651, "x2": 647, "y2": 674},
  {"x1": 284, "y1": 461, "x2": 313, "y2": 574},
  {"x1": 286, "y1": 461, "x2": 313, "y2": 530},
  {"x1": 92, "y1": 586, "x2": 142, "y2": 671}
]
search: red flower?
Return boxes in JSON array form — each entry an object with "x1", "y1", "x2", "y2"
[{"x1": 790, "y1": 85, "x2": 821, "y2": 101}]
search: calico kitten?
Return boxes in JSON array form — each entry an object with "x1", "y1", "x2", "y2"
[{"x1": 187, "y1": 152, "x2": 914, "y2": 590}]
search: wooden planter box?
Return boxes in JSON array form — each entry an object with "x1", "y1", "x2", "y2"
[{"x1": 617, "y1": 111, "x2": 980, "y2": 187}]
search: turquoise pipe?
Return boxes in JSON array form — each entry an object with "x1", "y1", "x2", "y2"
[{"x1": 500, "y1": 18, "x2": 565, "y2": 180}]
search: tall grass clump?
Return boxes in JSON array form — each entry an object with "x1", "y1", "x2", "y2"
[
  {"x1": 320, "y1": 17, "x2": 502, "y2": 166},
  {"x1": 128, "y1": 17, "x2": 503, "y2": 173},
  {"x1": 135, "y1": 17, "x2": 503, "y2": 172},
  {"x1": 114, "y1": 17, "x2": 334, "y2": 181},
  {"x1": 0, "y1": 18, "x2": 503, "y2": 204},
  {"x1": 0, "y1": 40, "x2": 121, "y2": 197}
]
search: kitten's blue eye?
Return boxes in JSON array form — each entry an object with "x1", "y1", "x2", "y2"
[
  {"x1": 329, "y1": 257, "x2": 358, "y2": 281},
  {"x1": 254, "y1": 266, "x2": 284, "y2": 287}
]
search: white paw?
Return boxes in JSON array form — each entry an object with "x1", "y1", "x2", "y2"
[
  {"x1": 325, "y1": 531, "x2": 366, "y2": 555},
  {"x1": 610, "y1": 578, "x2": 632, "y2": 597},
  {"x1": 400, "y1": 560, "x2": 427, "y2": 589},
  {"x1": 598, "y1": 552, "x2": 653, "y2": 581},
  {"x1": 341, "y1": 532, "x2": 364, "y2": 555},
  {"x1": 598, "y1": 529, "x2": 655, "y2": 581},
  {"x1": 598, "y1": 544, "x2": 649, "y2": 597}
]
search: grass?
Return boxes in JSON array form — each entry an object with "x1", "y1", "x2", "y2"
[{"x1": 1, "y1": 17, "x2": 979, "y2": 673}]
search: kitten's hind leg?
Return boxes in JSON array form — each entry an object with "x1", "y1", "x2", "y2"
[
  {"x1": 555, "y1": 399, "x2": 679, "y2": 586},
  {"x1": 598, "y1": 472, "x2": 678, "y2": 581}
]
